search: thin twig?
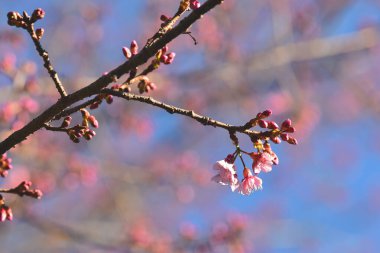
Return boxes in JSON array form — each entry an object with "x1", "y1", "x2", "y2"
[
  {"x1": 102, "y1": 89, "x2": 275, "y2": 140},
  {"x1": 25, "y1": 23, "x2": 67, "y2": 97},
  {"x1": 43, "y1": 123, "x2": 68, "y2": 132}
]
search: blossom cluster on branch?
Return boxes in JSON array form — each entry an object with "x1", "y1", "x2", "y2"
[
  {"x1": 212, "y1": 110, "x2": 297, "y2": 195},
  {"x1": 0, "y1": 0, "x2": 297, "y2": 225}
]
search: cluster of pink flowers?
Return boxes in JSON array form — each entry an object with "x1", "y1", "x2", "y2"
[
  {"x1": 211, "y1": 151, "x2": 273, "y2": 196},
  {"x1": 211, "y1": 109, "x2": 297, "y2": 195}
]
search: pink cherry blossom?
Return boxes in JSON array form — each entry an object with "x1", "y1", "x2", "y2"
[
  {"x1": 251, "y1": 152, "x2": 273, "y2": 173},
  {"x1": 211, "y1": 160, "x2": 239, "y2": 191},
  {"x1": 264, "y1": 143, "x2": 279, "y2": 165},
  {"x1": 238, "y1": 168, "x2": 262, "y2": 195}
]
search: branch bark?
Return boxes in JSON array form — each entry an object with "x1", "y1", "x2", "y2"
[{"x1": 0, "y1": 0, "x2": 224, "y2": 154}]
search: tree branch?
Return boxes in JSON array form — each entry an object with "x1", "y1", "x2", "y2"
[
  {"x1": 0, "y1": 0, "x2": 224, "y2": 154},
  {"x1": 25, "y1": 22, "x2": 67, "y2": 97},
  {"x1": 103, "y1": 89, "x2": 274, "y2": 139}
]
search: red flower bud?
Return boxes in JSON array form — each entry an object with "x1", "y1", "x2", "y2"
[
  {"x1": 31, "y1": 8, "x2": 45, "y2": 22},
  {"x1": 160, "y1": 15, "x2": 170, "y2": 21},
  {"x1": 267, "y1": 121, "x2": 279, "y2": 130},
  {"x1": 261, "y1": 109, "x2": 272, "y2": 117},
  {"x1": 122, "y1": 47, "x2": 132, "y2": 59},
  {"x1": 105, "y1": 95, "x2": 113, "y2": 104},
  {"x1": 190, "y1": 0, "x2": 201, "y2": 10},
  {"x1": 161, "y1": 46, "x2": 169, "y2": 54},
  {"x1": 287, "y1": 137, "x2": 298, "y2": 145},
  {"x1": 130, "y1": 40, "x2": 138, "y2": 55},
  {"x1": 88, "y1": 115, "x2": 99, "y2": 128},
  {"x1": 164, "y1": 52, "x2": 176, "y2": 64},
  {"x1": 285, "y1": 126, "x2": 296, "y2": 133},
  {"x1": 270, "y1": 136, "x2": 281, "y2": 144},
  {"x1": 89, "y1": 101, "x2": 100, "y2": 110},
  {"x1": 61, "y1": 116, "x2": 72, "y2": 128},
  {"x1": 35, "y1": 28, "x2": 44, "y2": 40},
  {"x1": 258, "y1": 119, "x2": 268, "y2": 128},
  {"x1": 280, "y1": 133, "x2": 289, "y2": 141},
  {"x1": 281, "y1": 119, "x2": 292, "y2": 130}
]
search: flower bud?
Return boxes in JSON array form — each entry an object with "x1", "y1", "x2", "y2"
[
  {"x1": 287, "y1": 137, "x2": 298, "y2": 145},
  {"x1": 105, "y1": 95, "x2": 113, "y2": 104},
  {"x1": 164, "y1": 52, "x2": 176, "y2": 64},
  {"x1": 267, "y1": 121, "x2": 279, "y2": 130},
  {"x1": 130, "y1": 40, "x2": 138, "y2": 55},
  {"x1": 31, "y1": 8, "x2": 45, "y2": 22},
  {"x1": 160, "y1": 54, "x2": 168, "y2": 63},
  {"x1": 270, "y1": 136, "x2": 281, "y2": 144},
  {"x1": 35, "y1": 28, "x2": 44, "y2": 40},
  {"x1": 280, "y1": 133, "x2": 289, "y2": 141},
  {"x1": 190, "y1": 0, "x2": 201, "y2": 10},
  {"x1": 261, "y1": 109, "x2": 272, "y2": 118},
  {"x1": 160, "y1": 15, "x2": 170, "y2": 21},
  {"x1": 122, "y1": 47, "x2": 132, "y2": 59},
  {"x1": 281, "y1": 119, "x2": 292, "y2": 130},
  {"x1": 88, "y1": 115, "x2": 99, "y2": 128},
  {"x1": 80, "y1": 109, "x2": 90, "y2": 119},
  {"x1": 258, "y1": 119, "x2": 268, "y2": 128},
  {"x1": 224, "y1": 154, "x2": 234, "y2": 164},
  {"x1": 89, "y1": 101, "x2": 100, "y2": 110},
  {"x1": 285, "y1": 126, "x2": 296, "y2": 133},
  {"x1": 161, "y1": 46, "x2": 169, "y2": 54}
]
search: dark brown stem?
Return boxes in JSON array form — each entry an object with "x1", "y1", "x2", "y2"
[
  {"x1": 43, "y1": 124, "x2": 68, "y2": 132},
  {"x1": 103, "y1": 89, "x2": 273, "y2": 139},
  {"x1": 0, "y1": 0, "x2": 224, "y2": 154},
  {"x1": 25, "y1": 23, "x2": 67, "y2": 97}
]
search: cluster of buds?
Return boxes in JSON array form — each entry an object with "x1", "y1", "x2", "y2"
[
  {"x1": 64, "y1": 109, "x2": 98, "y2": 143},
  {"x1": 122, "y1": 40, "x2": 139, "y2": 60},
  {"x1": 89, "y1": 92, "x2": 113, "y2": 110},
  {"x1": 249, "y1": 110, "x2": 298, "y2": 145},
  {"x1": 7, "y1": 11, "x2": 26, "y2": 28},
  {"x1": 8, "y1": 181, "x2": 43, "y2": 199},
  {"x1": 137, "y1": 78, "x2": 157, "y2": 94},
  {"x1": 0, "y1": 196, "x2": 13, "y2": 222},
  {"x1": 7, "y1": 9, "x2": 46, "y2": 40},
  {"x1": 0, "y1": 153, "x2": 12, "y2": 178},
  {"x1": 157, "y1": 46, "x2": 176, "y2": 65},
  {"x1": 0, "y1": 181, "x2": 42, "y2": 222},
  {"x1": 212, "y1": 109, "x2": 297, "y2": 195}
]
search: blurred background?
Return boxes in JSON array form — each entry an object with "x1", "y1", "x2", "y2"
[{"x1": 1, "y1": 0, "x2": 380, "y2": 252}]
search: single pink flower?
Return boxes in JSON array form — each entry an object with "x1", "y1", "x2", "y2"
[
  {"x1": 263, "y1": 143, "x2": 279, "y2": 165},
  {"x1": 238, "y1": 168, "x2": 262, "y2": 195},
  {"x1": 251, "y1": 152, "x2": 273, "y2": 173},
  {"x1": 211, "y1": 160, "x2": 239, "y2": 191}
]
